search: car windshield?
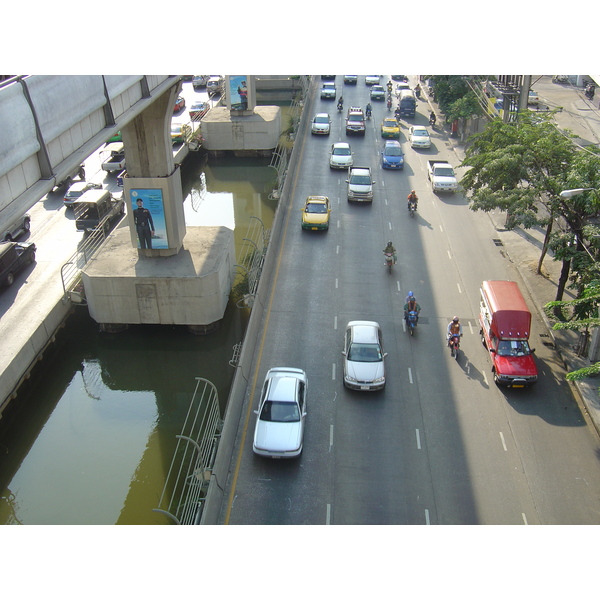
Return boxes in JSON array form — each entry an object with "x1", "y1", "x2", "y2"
[
  {"x1": 497, "y1": 340, "x2": 531, "y2": 357},
  {"x1": 306, "y1": 203, "x2": 327, "y2": 213},
  {"x1": 385, "y1": 147, "x2": 402, "y2": 156},
  {"x1": 373, "y1": 86, "x2": 383, "y2": 92},
  {"x1": 348, "y1": 343, "x2": 382, "y2": 362},
  {"x1": 259, "y1": 400, "x2": 300, "y2": 423},
  {"x1": 333, "y1": 147, "x2": 350, "y2": 155},
  {"x1": 384, "y1": 120, "x2": 396, "y2": 127},
  {"x1": 413, "y1": 129, "x2": 427, "y2": 136},
  {"x1": 171, "y1": 125, "x2": 182, "y2": 132},
  {"x1": 350, "y1": 175, "x2": 371, "y2": 184},
  {"x1": 315, "y1": 116, "x2": 328, "y2": 123}
]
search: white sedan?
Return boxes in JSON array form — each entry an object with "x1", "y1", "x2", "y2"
[
  {"x1": 409, "y1": 125, "x2": 431, "y2": 149},
  {"x1": 329, "y1": 142, "x2": 353, "y2": 169},
  {"x1": 253, "y1": 367, "x2": 307, "y2": 458}
]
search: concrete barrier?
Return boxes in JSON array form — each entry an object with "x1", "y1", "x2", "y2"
[{"x1": 200, "y1": 78, "x2": 317, "y2": 524}]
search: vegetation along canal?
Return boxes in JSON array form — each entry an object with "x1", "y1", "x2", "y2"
[{"x1": 0, "y1": 151, "x2": 279, "y2": 524}]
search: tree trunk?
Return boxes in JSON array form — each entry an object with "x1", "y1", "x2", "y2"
[
  {"x1": 537, "y1": 217, "x2": 554, "y2": 274},
  {"x1": 555, "y1": 258, "x2": 571, "y2": 303}
]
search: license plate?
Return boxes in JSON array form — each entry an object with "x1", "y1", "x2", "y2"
[
  {"x1": 512, "y1": 385, "x2": 524, "y2": 388},
  {"x1": 360, "y1": 386, "x2": 370, "y2": 390}
]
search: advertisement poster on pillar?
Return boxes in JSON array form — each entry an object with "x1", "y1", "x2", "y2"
[
  {"x1": 228, "y1": 76, "x2": 252, "y2": 111},
  {"x1": 131, "y1": 188, "x2": 168, "y2": 250}
]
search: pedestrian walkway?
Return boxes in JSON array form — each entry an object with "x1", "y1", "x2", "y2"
[{"x1": 428, "y1": 75, "x2": 600, "y2": 434}]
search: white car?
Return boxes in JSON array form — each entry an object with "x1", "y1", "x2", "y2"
[
  {"x1": 329, "y1": 142, "x2": 353, "y2": 169},
  {"x1": 365, "y1": 75, "x2": 380, "y2": 86},
  {"x1": 409, "y1": 125, "x2": 431, "y2": 149},
  {"x1": 343, "y1": 321, "x2": 387, "y2": 391},
  {"x1": 311, "y1": 113, "x2": 331, "y2": 135},
  {"x1": 253, "y1": 367, "x2": 307, "y2": 458},
  {"x1": 321, "y1": 83, "x2": 336, "y2": 99},
  {"x1": 528, "y1": 90, "x2": 540, "y2": 105}
]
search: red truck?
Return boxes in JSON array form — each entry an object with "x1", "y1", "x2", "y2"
[{"x1": 479, "y1": 280, "x2": 538, "y2": 388}]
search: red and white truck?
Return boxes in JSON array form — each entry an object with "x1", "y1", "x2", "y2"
[{"x1": 479, "y1": 280, "x2": 538, "y2": 388}]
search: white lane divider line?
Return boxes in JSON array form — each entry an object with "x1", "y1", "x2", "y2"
[
  {"x1": 499, "y1": 431, "x2": 508, "y2": 451},
  {"x1": 326, "y1": 503, "x2": 331, "y2": 525},
  {"x1": 329, "y1": 424, "x2": 334, "y2": 451},
  {"x1": 334, "y1": 315, "x2": 337, "y2": 329},
  {"x1": 332, "y1": 363, "x2": 336, "y2": 381},
  {"x1": 457, "y1": 283, "x2": 462, "y2": 294},
  {"x1": 425, "y1": 509, "x2": 430, "y2": 525},
  {"x1": 408, "y1": 367, "x2": 413, "y2": 384},
  {"x1": 522, "y1": 513, "x2": 528, "y2": 525},
  {"x1": 416, "y1": 428, "x2": 421, "y2": 449}
]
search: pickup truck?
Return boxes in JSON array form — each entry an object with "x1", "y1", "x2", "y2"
[
  {"x1": 74, "y1": 189, "x2": 125, "y2": 234},
  {"x1": 345, "y1": 107, "x2": 365, "y2": 135},
  {"x1": 101, "y1": 143, "x2": 126, "y2": 172},
  {"x1": 0, "y1": 241, "x2": 36, "y2": 287},
  {"x1": 427, "y1": 160, "x2": 458, "y2": 193}
]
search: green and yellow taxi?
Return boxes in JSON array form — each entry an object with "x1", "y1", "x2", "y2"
[
  {"x1": 381, "y1": 117, "x2": 400, "y2": 139},
  {"x1": 301, "y1": 196, "x2": 331, "y2": 231}
]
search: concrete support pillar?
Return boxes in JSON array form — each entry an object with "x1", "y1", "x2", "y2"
[{"x1": 121, "y1": 83, "x2": 186, "y2": 257}]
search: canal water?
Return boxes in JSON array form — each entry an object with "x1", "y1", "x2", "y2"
[{"x1": 0, "y1": 151, "x2": 279, "y2": 525}]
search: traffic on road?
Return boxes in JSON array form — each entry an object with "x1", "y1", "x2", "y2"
[{"x1": 222, "y1": 75, "x2": 600, "y2": 525}]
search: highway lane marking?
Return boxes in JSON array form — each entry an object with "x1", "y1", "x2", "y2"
[
  {"x1": 332, "y1": 363, "x2": 336, "y2": 380},
  {"x1": 468, "y1": 321, "x2": 473, "y2": 335},
  {"x1": 447, "y1": 250, "x2": 452, "y2": 259},
  {"x1": 499, "y1": 431, "x2": 508, "y2": 451},
  {"x1": 330, "y1": 424, "x2": 334, "y2": 450},
  {"x1": 388, "y1": 221, "x2": 392, "y2": 230},
  {"x1": 408, "y1": 367, "x2": 413, "y2": 384},
  {"x1": 334, "y1": 315, "x2": 338, "y2": 329},
  {"x1": 336, "y1": 245, "x2": 340, "y2": 254},
  {"x1": 335, "y1": 278, "x2": 338, "y2": 289},
  {"x1": 416, "y1": 428, "x2": 421, "y2": 449},
  {"x1": 482, "y1": 371, "x2": 488, "y2": 385},
  {"x1": 457, "y1": 283, "x2": 462, "y2": 294},
  {"x1": 522, "y1": 513, "x2": 528, "y2": 525},
  {"x1": 326, "y1": 503, "x2": 332, "y2": 525},
  {"x1": 397, "y1": 281, "x2": 401, "y2": 292},
  {"x1": 223, "y1": 102, "x2": 310, "y2": 525},
  {"x1": 425, "y1": 509, "x2": 430, "y2": 525}
]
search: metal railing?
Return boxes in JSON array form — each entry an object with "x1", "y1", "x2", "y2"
[
  {"x1": 153, "y1": 377, "x2": 222, "y2": 525},
  {"x1": 60, "y1": 215, "x2": 122, "y2": 303},
  {"x1": 234, "y1": 216, "x2": 269, "y2": 308}
]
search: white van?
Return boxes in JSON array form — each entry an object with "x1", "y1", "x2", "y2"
[{"x1": 206, "y1": 76, "x2": 223, "y2": 95}]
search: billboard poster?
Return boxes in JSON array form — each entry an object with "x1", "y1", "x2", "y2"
[
  {"x1": 228, "y1": 76, "x2": 249, "y2": 111},
  {"x1": 130, "y1": 188, "x2": 168, "y2": 249}
]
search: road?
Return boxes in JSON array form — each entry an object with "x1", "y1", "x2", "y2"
[{"x1": 222, "y1": 76, "x2": 600, "y2": 525}]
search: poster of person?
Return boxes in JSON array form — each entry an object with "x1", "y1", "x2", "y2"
[
  {"x1": 228, "y1": 76, "x2": 249, "y2": 111},
  {"x1": 130, "y1": 188, "x2": 168, "y2": 249}
]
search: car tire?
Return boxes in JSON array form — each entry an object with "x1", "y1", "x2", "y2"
[
  {"x1": 23, "y1": 218, "x2": 30, "y2": 233},
  {"x1": 6, "y1": 272, "x2": 14, "y2": 286},
  {"x1": 28, "y1": 251, "x2": 36, "y2": 264}
]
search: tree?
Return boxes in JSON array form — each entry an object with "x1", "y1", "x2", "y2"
[
  {"x1": 445, "y1": 92, "x2": 484, "y2": 142},
  {"x1": 460, "y1": 111, "x2": 600, "y2": 300}
]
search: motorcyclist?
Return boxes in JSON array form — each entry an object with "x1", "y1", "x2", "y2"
[
  {"x1": 394, "y1": 106, "x2": 401, "y2": 121},
  {"x1": 429, "y1": 111, "x2": 436, "y2": 126},
  {"x1": 383, "y1": 241, "x2": 397, "y2": 264},
  {"x1": 407, "y1": 190, "x2": 418, "y2": 211},
  {"x1": 387, "y1": 96, "x2": 392, "y2": 110},
  {"x1": 365, "y1": 102, "x2": 372, "y2": 117},
  {"x1": 403, "y1": 293, "x2": 421, "y2": 324},
  {"x1": 415, "y1": 83, "x2": 421, "y2": 94},
  {"x1": 447, "y1": 316, "x2": 463, "y2": 346},
  {"x1": 387, "y1": 80, "x2": 393, "y2": 93},
  {"x1": 337, "y1": 96, "x2": 344, "y2": 110}
]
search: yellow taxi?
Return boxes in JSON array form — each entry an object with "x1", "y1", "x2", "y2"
[
  {"x1": 381, "y1": 117, "x2": 400, "y2": 139},
  {"x1": 301, "y1": 196, "x2": 331, "y2": 231}
]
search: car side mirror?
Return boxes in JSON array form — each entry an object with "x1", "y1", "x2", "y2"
[
  {"x1": 531, "y1": 348, "x2": 536, "y2": 353},
  {"x1": 342, "y1": 351, "x2": 347, "y2": 356},
  {"x1": 253, "y1": 410, "x2": 259, "y2": 415},
  {"x1": 489, "y1": 348, "x2": 496, "y2": 353},
  {"x1": 383, "y1": 352, "x2": 388, "y2": 358}
]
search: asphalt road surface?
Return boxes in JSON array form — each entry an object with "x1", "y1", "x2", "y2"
[{"x1": 222, "y1": 76, "x2": 600, "y2": 525}]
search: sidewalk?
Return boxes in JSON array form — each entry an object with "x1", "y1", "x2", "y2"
[{"x1": 428, "y1": 75, "x2": 600, "y2": 434}]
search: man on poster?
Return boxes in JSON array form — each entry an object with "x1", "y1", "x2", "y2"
[{"x1": 134, "y1": 198, "x2": 155, "y2": 249}]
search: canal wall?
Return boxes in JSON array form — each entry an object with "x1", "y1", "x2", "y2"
[{"x1": 201, "y1": 78, "x2": 317, "y2": 525}]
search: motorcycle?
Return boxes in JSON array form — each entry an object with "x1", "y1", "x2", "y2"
[
  {"x1": 585, "y1": 84, "x2": 595, "y2": 100},
  {"x1": 365, "y1": 107, "x2": 372, "y2": 119},
  {"x1": 408, "y1": 201, "x2": 417, "y2": 217},
  {"x1": 448, "y1": 334, "x2": 460, "y2": 359},
  {"x1": 429, "y1": 115, "x2": 436, "y2": 128},
  {"x1": 552, "y1": 75, "x2": 568, "y2": 84},
  {"x1": 407, "y1": 311, "x2": 418, "y2": 335},
  {"x1": 337, "y1": 101, "x2": 344, "y2": 112},
  {"x1": 394, "y1": 108, "x2": 402, "y2": 121},
  {"x1": 383, "y1": 252, "x2": 394, "y2": 274},
  {"x1": 387, "y1": 97, "x2": 392, "y2": 111}
]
